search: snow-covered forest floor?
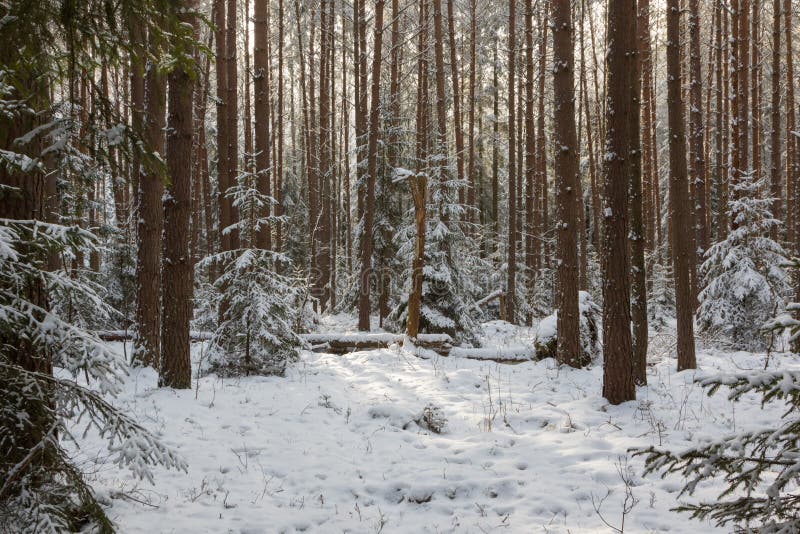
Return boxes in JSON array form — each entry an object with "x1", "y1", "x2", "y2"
[{"x1": 75, "y1": 316, "x2": 800, "y2": 533}]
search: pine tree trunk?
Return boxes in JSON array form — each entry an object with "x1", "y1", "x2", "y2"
[
  {"x1": 536, "y1": 6, "x2": 549, "y2": 271},
  {"x1": 552, "y1": 0, "x2": 582, "y2": 366},
  {"x1": 432, "y1": 0, "x2": 449, "y2": 182},
  {"x1": 358, "y1": 0, "x2": 385, "y2": 331},
  {"x1": 784, "y1": 0, "x2": 796, "y2": 247},
  {"x1": 714, "y1": 0, "x2": 725, "y2": 239},
  {"x1": 689, "y1": 0, "x2": 707, "y2": 256},
  {"x1": 243, "y1": 0, "x2": 253, "y2": 202},
  {"x1": 225, "y1": 0, "x2": 240, "y2": 249},
  {"x1": 720, "y1": 6, "x2": 731, "y2": 239},
  {"x1": 342, "y1": 4, "x2": 352, "y2": 273},
  {"x1": 505, "y1": 0, "x2": 517, "y2": 324},
  {"x1": 215, "y1": 0, "x2": 230, "y2": 253},
  {"x1": 467, "y1": 0, "x2": 477, "y2": 223},
  {"x1": 638, "y1": 0, "x2": 656, "y2": 255},
  {"x1": 602, "y1": 0, "x2": 636, "y2": 403},
  {"x1": 769, "y1": 0, "x2": 782, "y2": 238},
  {"x1": 524, "y1": 0, "x2": 536, "y2": 325},
  {"x1": 736, "y1": 0, "x2": 750, "y2": 194},
  {"x1": 409, "y1": 0, "x2": 429, "y2": 337},
  {"x1": 750, "y1": 0, "x2": 761, "y2": 184},
  {"x1": 580, "y1": 0, "x2": 600, "y2": 256},
  {"x1": 275, "y1": 0, "x2": 285, "y2": 251},
  {"x1": 492, "y1": 40, "x2": 499, "y2": 253},
  {"x1": 254, "y1": 0, "x2": 272, "y2": 250},
  {"x1": 629, "y1": 0, "x2": 647, "y2": 386},
  {"x1": 406, "y1": 175, "x2": 427, "y2": 339},
  {"x1": 446, "y1": 0, "x2": 465, "y2": 206},
  {"x1": 666, "y1": 0, "x2": 697, "y2": 371},
  {"x1": 356, "y1": 0, "x2": 368, "y2": 226},
  {"x1": 160, "y1": 2, "x2": 196, "y2": 389},
  {"x1": 129, "y1": 23, "x2": 146, "y2": 235},
  {"x1": 134, "y1": 24, "x2": 166, "y2": 368},
  {"x1": 319, "y1": 0, "x2": 332, "y2": 310}
]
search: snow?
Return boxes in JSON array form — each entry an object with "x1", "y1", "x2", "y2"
[{"x1": 76, "y1": 321, "x2": 800, "y2": 533}]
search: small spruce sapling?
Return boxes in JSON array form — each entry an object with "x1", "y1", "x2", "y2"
[
  {"x1": 199, "y1": 176, "x2": 303, "y2": 377},
  {"x1": 697, "y1": 172, "x2": 788, "y2": 350}
]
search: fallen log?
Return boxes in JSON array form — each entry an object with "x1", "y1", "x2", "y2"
[
  {"x1": 300, "y1": 332, "x2": 453, "y2": 356},
  {"x1": 97, "y1": 330, "x2": 214, "y2": 342}
]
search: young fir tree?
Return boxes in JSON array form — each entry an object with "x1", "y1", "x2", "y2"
[
  {"x1": 697, "y1": 172, "x2": 788, "y2": 350},
  {"x1": 200, "y1": 181, "x2": 303, "y2": 377}
]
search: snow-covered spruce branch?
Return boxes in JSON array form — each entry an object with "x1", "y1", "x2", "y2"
[{"x1": 632, "y1": 369, "x2": 800, "y2": 532}]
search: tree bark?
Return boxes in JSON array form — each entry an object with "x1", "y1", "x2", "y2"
[
  {"x1": 552, "y1": 0, "x2": 581, "y2": 366},
  {"x1": 784, "y1": 0, "x2": 796, "y2": 247},
  {"x1": 638, "y1": 0, "x2": 655, "y2": 255},
  {"x1": 524, "y1": 0, "x2": 536, "y2": 324},
  {"x1": 318, "y1": 0, "x2": 333, "y2": 310},
  {"x1": 535, "y1": 6, "x2": 549, "y2": 271},
  {"x1": 466, "y1": 0, "x2": 477, "y2": 222},
  {"x1": 446, "y1": 0, "x2": 465, "y2": 206},
  {"x1": 769, "y1": 0, "x2": 782, "y2": 238},
  {"x1": 602, "y1": 0, "x2": 636, "y2": 403},
  {"x1": 215, "y1": 0, "x2": 230, "y2": 253},
  {"x1": 629, "y1": 0, "x2": 647, "y2": 386},
  {"x1": 666, "y1": 0, "x2": 697, "y2": 371},
  {"x1": 688, "y1": 0, "x2": 707, "y2": 256},
  {"x1": 358, "y1": 0, "x2": 385, "y2": 331},
  {"x1": 134, "y1": 23, "x2": 166, "y2": 368},
  {"x1": 254, "y1": 0, "x2": 272, "y2": 250},
  {"x1": 225, "y1": 0, "x2": 239, "y2": 249},
  {"x1": 160, "y1": 1, "x2": 196, "y2": 389},
  {"x1": 506, "y1": 0, "x2": 517, "y2": 324},
  {"x1": 406, "y1": 175, "x2": 427, "y2": 339},
  {"x1": 276, "y1": 0, "x2": 285, "y2": 251}
]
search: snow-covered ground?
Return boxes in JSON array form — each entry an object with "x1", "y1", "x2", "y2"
[{"x1": 79, "y1": 319, "x2": 800, "y2": 533}]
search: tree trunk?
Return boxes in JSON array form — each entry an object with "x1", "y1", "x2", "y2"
[
  {"x1": 225, "y1": 0, "x2": 239, "y2": 249},
  {"x1": 215, "y1": 0, "x2": 230, "y2": 253},
  {"x1": 638, "y1": 0, "x2": 655, "y2": 256},
  {"x1": 629, "y1": 0, "x2": 647, "y2": 386},
  {"x1": 784, "y1": 0, "x2": 796, "y2": 247},
  {"x1": 552, "y1": 0, "x2": 581, "y2": 366},
  {"x1": 318, "y1": 0, "x2": 332, "y2": 310},
  {"x1": 276, "y1": 0, "x2": 285, "y2": 251},
  {"x1": 666, "y1": 0, "x2": 697, "y2": 371},
  {"x1": 714, "y1": 0, "x2": 725, "y2": 239},
  {"x1": 406, "y1": 175, "x2": 427, "y2": 339},
  {"x1": 750, "y1": 0, "x2": 761, "y2": 185},
  {"x1": 492, "y1": 40, "x2": 499, "y2": 250},
  {"x1": 524, "y1": 0, "x2": 536, "y2": 325},
  {"x1": 358, "y1": 0, "x2": 385, "y2": 331},
  {"x1": 688, "y1": 0, "x2": 707, "y2": 256},
  {"x1": 505, "y1": 0, "x2": 517, "y2": 324},
  {"x1": 580, "y1": 0, "x2": 600, "y2": 256},
  {"x1": 467, "y1": 0, "x2": 477, "y2": 222},
  {"x1": 254, "y1": 0, "x2": 272, "y2": 250},
  {"x1": 160, "y1": 1, "x2": 196, "y2": 389},
  {"x1": 769, "y1": 0, "x2": 782, "y2": 238},
  {"x1": 446, "y1": 0, "x2": 465, "y2": 206},
  {"x1": 601, "y1": 0, "x2": 636, "y2": 404},
  {"x1": 536, "y1": 6, "x2": 549, "y2": 271},
  {"x1": 134, "y1": 24, "x2": 166, "y2": 368}
]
